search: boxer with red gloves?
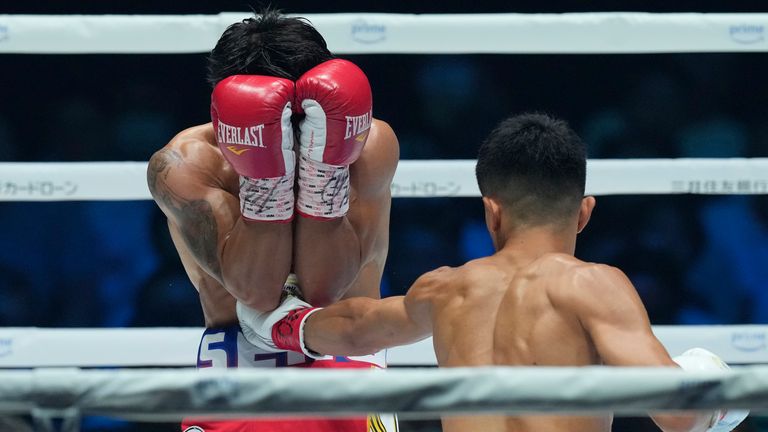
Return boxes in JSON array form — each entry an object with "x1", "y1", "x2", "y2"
[
  {"x1": 148, "y1": 9, "x2": 399, "y2": 432},
  {"x1": 236, "y1": 113, "x2": 749, "y2": 432},
  {"x1": 148, "y1": 9, "x2": 397, "y2": 317}
]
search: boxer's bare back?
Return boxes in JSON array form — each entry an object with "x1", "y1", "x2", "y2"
[
  {"x1": 148, "y1": 120, "x2": 398, "y2": 327},
  {"x1": 302, "y1": 232, "x2": 693, "y2": 432},
  {"x1": 385, "y1": 243, "x2": 692, "y2": 432}
]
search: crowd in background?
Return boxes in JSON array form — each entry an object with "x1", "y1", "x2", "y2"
[
  {"x1": 1, "y1": 3, "x2": 768, "y2": 431},
  {"x1": 1, "y1": 52, "x2": 766, "y2": 329}
]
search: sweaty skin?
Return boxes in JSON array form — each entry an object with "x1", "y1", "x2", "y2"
[
  {"x1": 301, "y1": 199, "x2": 713, "y2": 432},
  {"x1": 147, "y1": 120, "x2": 398, "y2": 327}
]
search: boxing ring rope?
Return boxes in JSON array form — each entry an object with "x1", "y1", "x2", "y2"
[
  {"x1": 0, "y1": 366, "x2": 766, "y2": 422},
  {"x1": 1, "y1": 13, "x2": 768, "y2": 54},
  {"x1": 0, "y1": 158, "x2": 767, "y2": 201},
  {"x1": 0, "y1": 326, "x2": 767, "y2": 368},
  {"x1": 1, "y1": 13, "x2": 765, "y2": 201}
]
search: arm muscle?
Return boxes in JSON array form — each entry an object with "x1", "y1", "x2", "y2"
[
  {"x1": 304, "y1": 268, "x2": 438, "y2": 356},
  {"x1": 148, "y1": 147, "x2": 238, "y2": 282},
  {"x1": 565, "y1": 265, "x2": 711, "y2": 432}
]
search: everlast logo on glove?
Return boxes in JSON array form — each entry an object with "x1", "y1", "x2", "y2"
[
  {"x1": 344, "y1": 110, "x2": 372, "y2": 140},
  {"x1": 217, "y1": 120, "x2": 266, "y2": 149}
]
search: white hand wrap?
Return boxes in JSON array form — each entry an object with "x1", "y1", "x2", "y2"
[
  {"x1": 236, "y1": 295, "x2": 324, "y2": 360},
  {"x1": 237, "y1": 295, "x2": 314, "y2": 352},
  {"x1": 673, "y1": 348, "x2": 749, "y2": 432},
  {"x1": 239, "y1": 173, "x2": 295, "y2": 221},
  {"x1": 296, "y1": 154, "x2": 351, "y2": 219}
]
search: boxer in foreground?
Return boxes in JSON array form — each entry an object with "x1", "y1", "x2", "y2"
[
  {"x1": 147, "y1": 9, "x2": 398, "y2": 432},
  {"x1": 242, "y1": 113, "x2": 748, "y2": 432}
]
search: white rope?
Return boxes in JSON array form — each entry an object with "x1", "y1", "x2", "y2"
[
  {"x1": 0, "y1": 159, "x2": 765, "y2": 201},
  {"x1": 0, "y1": 325, "x2": 765, "y2": 368},
  {"x1": 1, "y1": 13, "x2": 767, "y2": 54},
  {"x1": 0, "y1": 366, "x2": 763, "y2": 420}
]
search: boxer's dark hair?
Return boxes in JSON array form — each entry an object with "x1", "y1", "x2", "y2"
[
  {"x1": 207, "y1": 8, "x2": 333, "y2": 86},
  {"x1": 475, "y1": 113, "x2": 587, "y2": 226}
]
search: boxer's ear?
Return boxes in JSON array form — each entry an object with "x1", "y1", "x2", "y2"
[
  {"x1": 577, "y1": 196, "x2": 596, "y2": 234},
  {"x1": 482, "y1": 196, "x2": 502, "y2": 235}
]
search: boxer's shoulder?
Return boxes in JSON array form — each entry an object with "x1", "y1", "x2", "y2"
[
  {"x1": 408, "y1": 264, "x2": 474, "y2": 306},
  {"x1": 350, "y1": 118, "x2": 399, "y2": 198},
  {"x1": 455, "y1": 259, "x2": 514, "y2": 301},
  {"x1": 545, "y1": 257, "x2": 633, "y2": 312},
  {"x1": 369, "y1": 118, "x2": 397, "y2": 144},
  {"x1": 567, "y1": 260, "x2": 628, "y2": 289},
  {"x1": 368, "y1": 119, "x2": 398, "y2": 160},
  {"x1": 150, "y1": 123, "x2": 234, "y2": 189},
  {"x1": 163, "y1": 123, "x2": 221, "y2": 162},
  {"x1": 528, "y1": 253, "x2": 602, "y2": 282}
]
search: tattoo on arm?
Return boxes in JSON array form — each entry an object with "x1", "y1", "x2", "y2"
[{"x1": 148, "y1": 149, "x2": 223, "y2": 280}]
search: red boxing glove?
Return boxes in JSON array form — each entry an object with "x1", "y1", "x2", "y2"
[
  {"x1": 211, "y1": 75, "x2": 296, "y2": 221},
  {"x1": 294, "y1": 59, "x2": 373, "y2": 219},
  {"x1": 295, "y1": 59, "x2": 372, "y2": 166},
  {"x1": 271, "y1": 307, "x2": 320, "y2": 355},
  {"x1": 237, "y1": 293, "x2": 323, "y2": 358},
  {"x1": 212, "y1": 75, "x2": 295, "y2": 179}
]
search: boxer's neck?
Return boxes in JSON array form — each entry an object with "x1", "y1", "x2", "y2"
[{"x1": 494, "y1": 224, "x2": 577, "y2": 259}]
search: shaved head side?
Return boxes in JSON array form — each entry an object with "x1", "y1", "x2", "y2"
[{"x1": 475, "y1": 113, "x2": 587, "y2": 227}]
